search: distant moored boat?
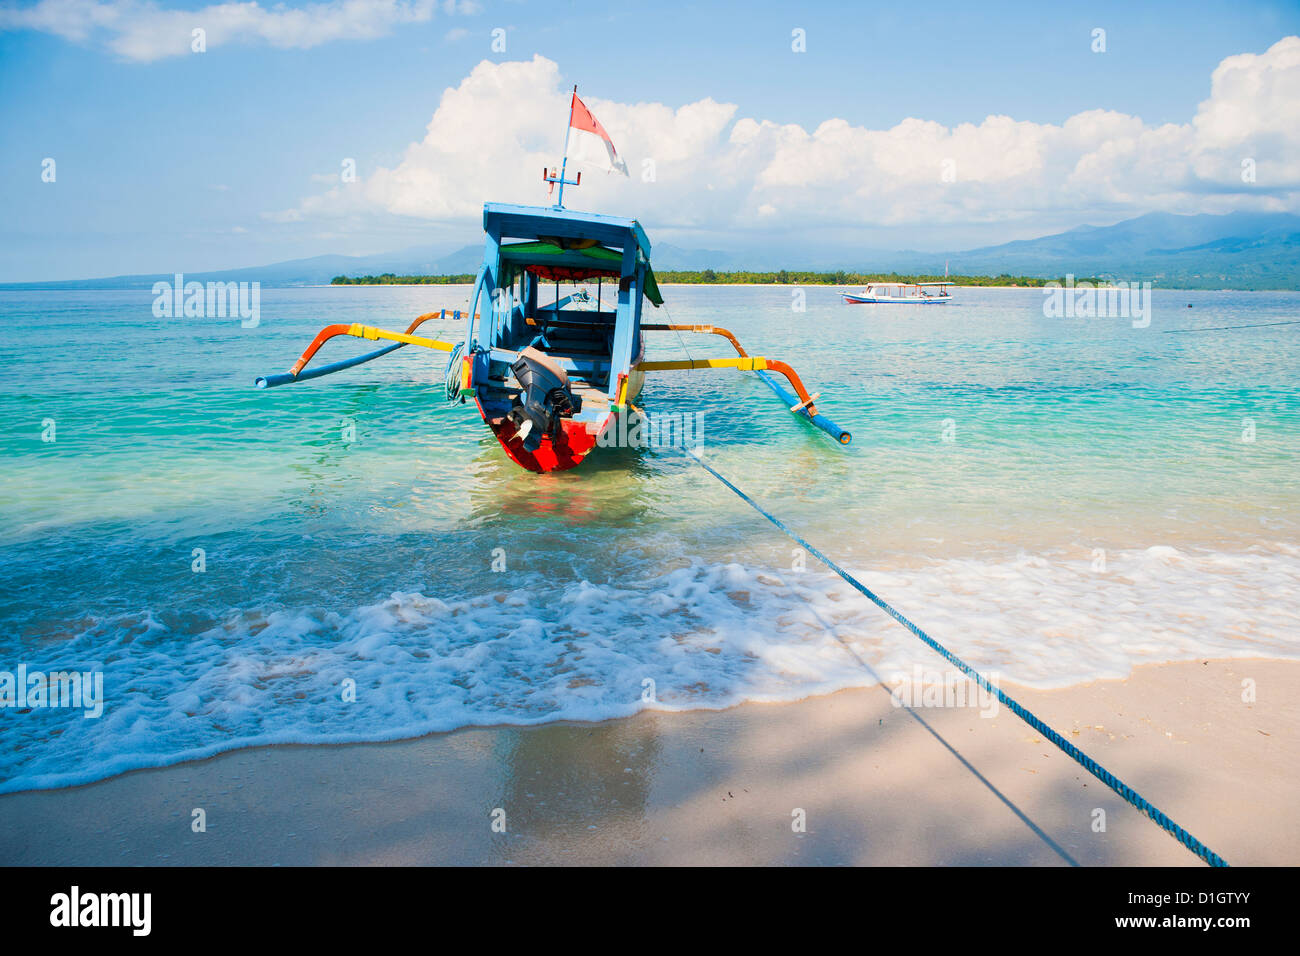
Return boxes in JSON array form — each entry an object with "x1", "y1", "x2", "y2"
[{"x1": 840, "y1": 281, "x2": 954, "y2": 304}]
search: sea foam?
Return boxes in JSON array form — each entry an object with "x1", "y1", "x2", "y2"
[{"x1": 2, "y1": 544, "x2": 1297, "y2": 793}]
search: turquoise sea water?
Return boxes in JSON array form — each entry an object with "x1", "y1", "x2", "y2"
[{"x1": 1, "y1": 285, "x2": 1298, "y2": 791}]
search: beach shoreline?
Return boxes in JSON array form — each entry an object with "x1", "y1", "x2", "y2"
[{"x1": 1, "y1": 656, "x2": 1293, "y2": 866}]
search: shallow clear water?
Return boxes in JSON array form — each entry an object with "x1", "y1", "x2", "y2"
[{"x1": 1, "y1": 285, "x2": 1297, "y2": 791}]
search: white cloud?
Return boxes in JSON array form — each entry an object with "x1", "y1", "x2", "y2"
[
  {"x1": 275, "y1": 39, "x2": 1300, "y2": 240},
  {"x1": 0, "y1": 0, "x2": 479, "y2": 61}
]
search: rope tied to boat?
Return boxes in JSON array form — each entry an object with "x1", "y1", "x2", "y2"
[{"x1": 686, "y1": 448, "x2": 1229, "y2": 868}]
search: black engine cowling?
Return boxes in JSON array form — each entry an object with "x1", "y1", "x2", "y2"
[{"x1": 508, "y1": 347, "x2": 582, "y2": 452}]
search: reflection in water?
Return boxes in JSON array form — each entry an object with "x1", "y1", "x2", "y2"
[{"x1": 466, "y1": 438, "x2": 662, "y2": 531}]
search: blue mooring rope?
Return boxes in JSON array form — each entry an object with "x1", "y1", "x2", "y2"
[{"x1": 687, "y1": 450, "x2": 1229, "y2": 867}]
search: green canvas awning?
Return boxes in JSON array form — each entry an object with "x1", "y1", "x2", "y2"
[{"x1": 500, "y1": 241, "x2": 663, "y2": 307}]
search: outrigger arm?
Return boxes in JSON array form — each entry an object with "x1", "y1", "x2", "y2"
[
  {"x1": 257, "y1": 313, "x2": 850, "y2": 446},
  {"x1": 254, "y1": 311, "x2": 471, "y2": 389},
  {"x1": 640, "y1": 323, "x2": 852, "y2": 445},
  {"x1": 517, "y1": 315, "x2": 851, "y2": 445}
]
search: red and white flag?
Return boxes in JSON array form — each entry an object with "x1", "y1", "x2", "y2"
[{"x1": 568, "y1": 93, "x2": 628, "y2": 176}]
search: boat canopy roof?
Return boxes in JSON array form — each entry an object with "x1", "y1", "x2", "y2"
[
  {"x1": 484, "y1": 202, "x2": 661, "y2": 306},
  {"x1": 484, "y1": 202, "x2": 651, "y2": 256}
]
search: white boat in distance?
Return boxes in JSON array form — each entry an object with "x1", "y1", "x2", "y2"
[{"x1": 840, "y1": 281, "x2": 954, "y2": 304}]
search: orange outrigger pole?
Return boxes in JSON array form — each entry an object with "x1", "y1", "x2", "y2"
[
  {"x1": 638, "y1": 323, "x2": 824, "y2": 419},
  {"x1": 259, "y1": 308, "x2": 850, "y2": 446},
  {"x1": 524, "y1": 316, "x2": 847, "y2": 442},
  {"x1": 255, "y1": 309, "x2": 474, "y2": 389},
  {"x1": 522, "y1": 316, "x2": 842, "y2": 436}
]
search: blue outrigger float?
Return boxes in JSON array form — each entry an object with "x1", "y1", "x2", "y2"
[{"x1": 256, "y1": 93, "x2": 851, "y2": 472}]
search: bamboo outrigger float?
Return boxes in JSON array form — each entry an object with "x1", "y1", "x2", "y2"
[{"x1": 255, "y1": 92, "x2": 850, "y2": 472}]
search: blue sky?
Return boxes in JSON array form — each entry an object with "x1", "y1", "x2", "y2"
[{"x1": 1, "y1": 0, "x2": 1298, "y2": 280}]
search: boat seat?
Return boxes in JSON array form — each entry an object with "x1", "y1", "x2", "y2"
[{"x1": 543, "y1": 345, "x2": 608, "y2": 357}]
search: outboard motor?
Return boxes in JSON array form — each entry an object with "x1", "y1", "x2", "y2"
[{"x1": 508, "y1": 347, "x2": 582, "y2": 452}]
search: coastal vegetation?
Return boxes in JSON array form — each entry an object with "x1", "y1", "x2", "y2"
[
  {"x1": 331, "y1": 273, "x2": 477, "y2": 285},
  {"x1": 331, "y1": 271, "x2": 1104, "y2": 287},
  {"x1": 652, "y1": 271, "x2": 1100, "y2": 287}
]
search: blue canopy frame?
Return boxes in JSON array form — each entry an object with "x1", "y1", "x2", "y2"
[{"x1": 467, "y1": 203, "x2": 653, "y2": 402}]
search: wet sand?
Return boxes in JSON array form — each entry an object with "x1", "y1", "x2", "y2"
[{"x1": 0, "y1": 658, "x2": 1294, "y2": 866}]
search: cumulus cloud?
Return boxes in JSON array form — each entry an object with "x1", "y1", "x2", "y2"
[
  {"x1": 0, "y1": 0, "x2": 479, "y2": 61},
  {"x1": 271, "y1": 39, "x2": 1300, "y2": 242}
]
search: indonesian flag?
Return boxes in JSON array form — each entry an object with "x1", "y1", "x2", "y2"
[{"x1": 568, "y1": 93, "x2": 628, "y2": 176}]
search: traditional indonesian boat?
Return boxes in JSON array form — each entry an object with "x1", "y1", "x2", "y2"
[
  {"x1": 840, "y1": 281, "x2": 953, "y2": 304},
  {"x1": 255, "y1": 90, "x2": 850, "y2": 473}
]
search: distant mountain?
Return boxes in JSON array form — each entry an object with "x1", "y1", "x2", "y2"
[
  {"x1": 648, "y1": 243, "x2": 753, "y2": 271},
  {"x1": 937, "y1": 212, "x2": 1300, "y2": 288},
  {"x1": 0, "y1": 240, "x2": 748, "y2": 289},
  {"x1": 0, "y1": 243, "x2": 469, "y2": 291},
  {"x1": 5, "y1": 211, "x2": 1299, "y2": 290}
]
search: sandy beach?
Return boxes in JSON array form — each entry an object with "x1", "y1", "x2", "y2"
[{"x1": 1, "y1": 657, "x2": 1292, "y2": 867}]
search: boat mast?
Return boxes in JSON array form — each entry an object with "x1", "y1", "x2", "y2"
[
  {"x1": 543, "y1": 85, "x2": 582, "y2": 209},
  {"x1": 558, "y1": 85, "x2": 576, "y2": 208}
]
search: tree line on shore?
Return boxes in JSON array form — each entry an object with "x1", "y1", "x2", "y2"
[
  {"x1": 331, "y1": 271, "x2": 1102, "y2": 287},
  {"x1": 331, "y1": 273, "x2": 477, "y2": 285},
  {"x1": 651, "y1": 270, "x2": 1092, "y2": 286}
]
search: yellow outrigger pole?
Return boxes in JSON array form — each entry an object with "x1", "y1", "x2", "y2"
[
  {"x1": 260, "y1": 310, "x2": 850, "y2": 445},
  {"x1": 317, "y1": 322, "x2": 458, "y2": 357},
  {"x1": 255, "y1": 311, "x2": 470, "y2": 389},
  {"x1": 639, "y1": 328, "x2": 850, "y2": 444},
  {"x1": 522, "y1": 316, "x2": 851, "y2": 444}
]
